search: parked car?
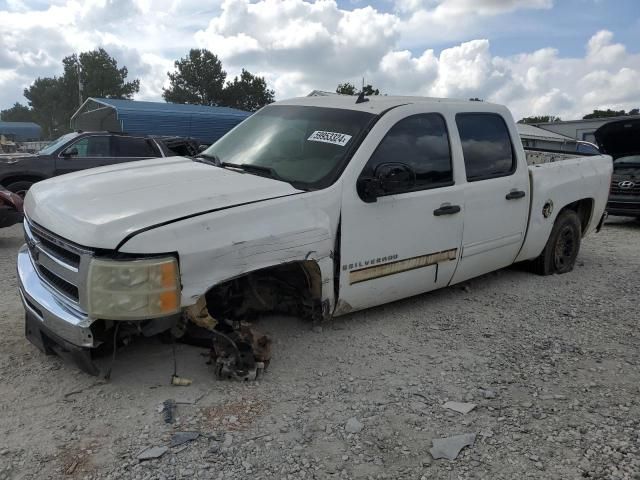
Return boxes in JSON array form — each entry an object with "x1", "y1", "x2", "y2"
[
  {"x1": 17, "y1": 95, "x2": 611, "y2": 375},
  {"x1": 595, "y1": 118, "x2": 640, "y2": 218},
  {"x1": 0, "y1": 131, "x2": 200, "y2": 196},
  {"x1": 0, "y1": 186, "x2": 23, "y2": 228}
]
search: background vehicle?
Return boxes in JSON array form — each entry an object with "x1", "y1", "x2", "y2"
[
  {"x1": 595, "y1": 118, "x2": 640, "y2": 218},
  {"x1": 17, "y1": 96, "x2": 611, "y2": 375},
  {"x1": 0, "y1": 131, "x2": 200, "y2": 197},
  {"x1": 0, "y1": 134, "x2": 18, "y2": 154},
  {"x1": 0, "y1": 186, "x2": 23, "y2": 228}
]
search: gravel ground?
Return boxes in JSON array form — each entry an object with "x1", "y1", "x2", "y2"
[{"x1": 1, "y1": 218, "x2": 639, "y2": 480}]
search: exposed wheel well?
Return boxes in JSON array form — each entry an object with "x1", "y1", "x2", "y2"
[
  {"x1": 1, "y1": 175, "x2": 46, "y2": 188},
  {"x1": 203, "y1": 260, "x2": 324, "y2": 323},
  {"x1": 558, "y1": 198, "x2": 594, "y2": 236}
]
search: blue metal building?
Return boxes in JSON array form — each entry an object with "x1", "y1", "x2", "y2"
[
  {"x1": 0, "y1": 121, "x2": 42, "y2": 141},
  {"x1": 70, "y1": 98, "x2": 251, "y2": 144}
]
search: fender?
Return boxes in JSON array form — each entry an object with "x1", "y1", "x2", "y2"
[{"x1": 117, "y1": 190, "x2": 341, "y2": 311}]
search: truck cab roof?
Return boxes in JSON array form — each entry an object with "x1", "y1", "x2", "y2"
[{"x1": 278, "y1": 95, "x2": 501, "y2": 115}]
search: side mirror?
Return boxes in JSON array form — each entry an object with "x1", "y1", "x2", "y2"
[
  {"x1": 376, "y1": 163, "x2": 416, "y2": 193},
  {"x1": 357, "y1": 162, "x2": 416, "y2": 203},
  {"x1": 61, "y1": 146, "x2": 78, "y2": 157}
]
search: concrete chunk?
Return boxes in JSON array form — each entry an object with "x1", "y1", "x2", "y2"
[
  {"x1": 443, "y1": 401, "x2": 476, "y2": 414},
  {"x1": 137, "y1": 445, "x2": 168, "y2": 461},
  {"x1": 430, "y1": 433, "x2": 476, "y2": 460}
]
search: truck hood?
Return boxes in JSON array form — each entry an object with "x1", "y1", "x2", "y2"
[
  {"x1": 24, "y1": 156, "x2": 302, "y2": 249},
  {"x1": 594, "y1": 118, "x2": 640, "y2": 159}
]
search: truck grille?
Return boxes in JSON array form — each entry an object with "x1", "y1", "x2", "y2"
[
  {"x1": 24, "y1": 219, "x2": 92, "y2": 310},
  {"x1": 610, "y1": 178, "x2": 640, "y2": 195}
]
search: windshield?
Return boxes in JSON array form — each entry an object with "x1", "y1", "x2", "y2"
[
  {"x1": 202, "y1": 105, "x2": 375, "y2": 188},
  {"x1": 614, "y1": 155, "x2": 640, "y2": 167},
  {"x1": 38, "y1": 132, "x2": 80, "y2": 155}
]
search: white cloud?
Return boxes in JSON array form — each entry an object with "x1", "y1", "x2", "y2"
[{"x1": 0, "y1": 0, "x2": 638, "y2": 124}]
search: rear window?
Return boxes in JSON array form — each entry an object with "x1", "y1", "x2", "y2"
[
  {"x1": 114, "y1": 137, "x2": 160, "y2": 157},
  {"x1": 456, "y1": 113, "x2": 515, "y2": 181}
]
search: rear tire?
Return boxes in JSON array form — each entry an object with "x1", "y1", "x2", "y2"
[
  {"x1": 5, "y1": 180, "x2": 34, "y2": 198},
  {"x1": 530, "y1": 210, "x2": 581, "y2": 275}
]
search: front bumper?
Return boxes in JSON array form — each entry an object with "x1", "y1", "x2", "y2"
[
  {"x1": 606, "y1": 199, "x2": 640, "y2": 217},
  {"x1": 17, "y1": 245, "x2": 96, "y2": 348}
]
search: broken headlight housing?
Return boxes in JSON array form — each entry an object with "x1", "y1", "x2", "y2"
[{"x1": 87, "y1": 257, "x2": 180, "y2": 320}]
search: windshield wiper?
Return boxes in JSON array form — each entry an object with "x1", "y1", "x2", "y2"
[
  {"x1": 192, "y1": 153, "x2": 221, "y2": 166},
  {"x1": 220, "y1": 162, "x2": 285, "y2": 181}
]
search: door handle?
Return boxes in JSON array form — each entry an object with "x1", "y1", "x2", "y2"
[
  {"x1": 433, "y1": 204, "x2": 461, "y2": 216},
  {"x1": 506, "y1": 190, "x2": 526, "y2": 200}
]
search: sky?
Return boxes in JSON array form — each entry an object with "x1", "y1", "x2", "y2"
[{"x1": 0, "y1": 0, "x2": 638, "y2": 120}]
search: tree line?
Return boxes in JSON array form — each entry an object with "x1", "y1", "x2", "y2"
[
  {"x1": 0, "y1": 48, "x2": 275, "y2": 139},
  {"x1": 518, "y1": 108, "x2": 639, "y2": 124}
]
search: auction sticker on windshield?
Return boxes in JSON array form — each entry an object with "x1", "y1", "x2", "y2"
[{"x1": 307, "y1": 131, "x2": 352, "y2": 147}]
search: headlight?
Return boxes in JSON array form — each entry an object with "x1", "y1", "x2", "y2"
[{"x1": 87, "y1": 257, "x2": 180, "y2": 320}]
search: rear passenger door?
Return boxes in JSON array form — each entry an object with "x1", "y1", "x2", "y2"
[
  {"x1": 111, "y1": 136, "x2": 162, "y2": 165},
  {"x1": 450, "y1": 113, "x2": 529, "y2": 284},
  {"x1": 55, "y1": 135, "x2": 113, "y2": 175}
]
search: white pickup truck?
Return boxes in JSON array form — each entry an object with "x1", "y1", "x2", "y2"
[{"x1": 18, "y1": 95, "x2": 612, "y2": 375}]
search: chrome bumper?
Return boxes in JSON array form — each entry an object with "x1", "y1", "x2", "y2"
[{"x1": 17, "y1": 245, "x2": 96, "y2": 348}]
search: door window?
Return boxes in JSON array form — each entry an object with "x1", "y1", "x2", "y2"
[
  {"x1": 363, "y1": 113, "x2": 453, "y2": 193},
  {"x1": 67, "y1": 136, "x2": 112, "y2": 157},
  {"x1": 456, "y1": 113, "x2": 515, "y2": 181},
  {"x1": 114, "y1": 137, "x2": 160, "y2": 157}
]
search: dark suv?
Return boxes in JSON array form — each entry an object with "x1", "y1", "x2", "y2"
[
  {"x1": 595, "y1": 119, "x2": 640, "y2": 218},
  {"x1": 0, "y1": 131, "x2": 200, "y2": 196}
]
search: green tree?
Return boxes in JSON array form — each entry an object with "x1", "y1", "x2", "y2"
[
  {"x1": 336, "y1": 82, "x2": 357, "y2": 95},
  {"x1": 518, "y1": 115, "x2": 562, "y2": 124},
  {"x1": 0, "y1": 103, "x2": 36, "y2": 122},
  {"x1": 63, "y1": 48, "x2": 140, "y2": 102},
  {"x1": 336, "y1": 82, "x2": 380, "y2": 95},
  {"x1": 223, "y1": 69, "x2": 274, "y2": 112},
  {"x1": 23, "y1": 77, "x2": 69, "y2": 138},
  {"x1": 163, "y1": 49, "x2": 227, "y2": 105},
  {"x1": 582, "y1": 109, "x2": 627, "y2": 119},
  {"x1": 22, "y1": 48, "x2": 139, "y2": 138}
]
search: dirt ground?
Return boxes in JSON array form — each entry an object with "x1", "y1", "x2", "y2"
[{"x1": 1, "y1": 218, "x2": 639, "y2": 480}]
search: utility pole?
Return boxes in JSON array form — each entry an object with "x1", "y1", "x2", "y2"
[{"x1": 77, "y1": 57, "x2": 83, "y2": 107}]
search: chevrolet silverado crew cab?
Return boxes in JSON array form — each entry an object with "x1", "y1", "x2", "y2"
[
  {"x1": 0, "y1": 131, "x2": 200, "y2": 197},
  {"x1": 18, "y1": 96, "x2": 612, "y2": 375}
]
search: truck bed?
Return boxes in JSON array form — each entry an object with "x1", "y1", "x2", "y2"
[
  {"x1": 516, "y1": 151, "x2": 612, "y2": 262},
  {"x1": 524, "y1": 146, "x2": 596, "y2": 165}
]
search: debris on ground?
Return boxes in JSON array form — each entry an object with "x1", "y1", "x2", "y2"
[
  {"x1": 170, "y1": 431, "x2": 200, "y2": 448},
  {"x1": 442, "y1": 401, "x2": 477, "y2": 414},
  {"x1": 479, "y1": 388, "x2": 497, "y2": 399},
  {"x1": 182, "y1": 297, "x2": 272, "y2": 381},
  {"x1": 171, "y1": 375, "x2": 192, "y2": 386},
  {"x1": 430, "y1": 433, "x2": 477, "y2": 460},
  {"x1": 64, "y1": 461, "x2": 78, "y2": 475},
  {"x1": 137, "y1": 446, "x2": 168, "y2": 461},
  {"x1": 345, "y1": 417, "x2": 363, "y2": 434},
  {"x1": 162, "y1": 399, "x2": 176, "y2": 424}
]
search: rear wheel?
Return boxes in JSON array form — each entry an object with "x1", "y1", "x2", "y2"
[
  {"x1": 530, "y1": 210, "x2": 581, "y2": 275},
  {"x1": 5, "y1": 180, "x2": 34, "y2": 198}
]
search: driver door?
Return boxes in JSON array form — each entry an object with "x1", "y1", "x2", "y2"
[
  {"x1": 55, "y1": 135, "x2": 113, "y2": 175},
  {"x1": 338, "y1": 111, "x2": 464, "y2": 312}
]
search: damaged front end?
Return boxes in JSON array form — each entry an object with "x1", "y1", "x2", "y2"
[
  {"x1": 177, "y1": 296, "x2": 272, "y2": 381},
  {"x1": 19, "y1": 213, "x2": 321, "y2": 380}
]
